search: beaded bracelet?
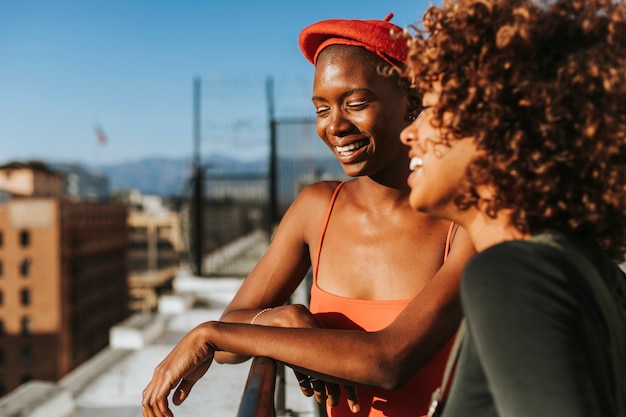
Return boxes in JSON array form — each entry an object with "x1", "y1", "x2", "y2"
[{"x1": 250, "y1": 307, "x2": 273, "y2": 325}]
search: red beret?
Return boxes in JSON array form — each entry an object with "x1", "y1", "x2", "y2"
[{"x1": 299, "y1": 13, "x2": 408, "y2": 68}]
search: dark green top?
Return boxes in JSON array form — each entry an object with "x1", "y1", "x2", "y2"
[{"x1": 443, "y1": 231, "x2": 626, "y2": 417}]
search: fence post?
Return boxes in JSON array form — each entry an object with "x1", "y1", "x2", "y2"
[
  {"x1": 266, "y1": 76, "x2": 278, "y2": 238},
  {"x1": 192, "y1": 76, "x2": 204, "y2": 277}
]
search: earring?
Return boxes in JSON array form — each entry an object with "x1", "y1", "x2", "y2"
[{"x1": 406, "y1": 114, "x2": 416, "y2": 121}]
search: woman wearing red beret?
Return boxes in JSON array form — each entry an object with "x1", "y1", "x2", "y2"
[{"x1": 142, "y1": 14, "x2": 475, "y2": 417}]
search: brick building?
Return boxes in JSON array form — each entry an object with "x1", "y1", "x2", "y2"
[
  {"x1": 0, "y1": 162, "x2": 129, "y2": 395},
  {"x1": 0, "y1": 161, "x2": 63, "y2": 198},
  {"x1": 127, "y1": 194, "x2": 182, "y2": 312}
]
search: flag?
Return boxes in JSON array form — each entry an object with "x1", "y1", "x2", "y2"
[{"x1": 95, "y1": 125, "x2": 107, "y2": 145}]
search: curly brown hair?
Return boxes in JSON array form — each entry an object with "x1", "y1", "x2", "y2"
[{"x1": 404, "y1": 0, "x2": 626, "y2": 260}]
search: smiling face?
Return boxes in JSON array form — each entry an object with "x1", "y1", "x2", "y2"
[
  {"x1": 312, "y1": 45, "x2": 415, "y2": 179},
  {"x1": 400, "y1": 88, "x2": 480, "y2": 220}
]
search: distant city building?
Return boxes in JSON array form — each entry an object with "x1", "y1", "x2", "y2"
[
  {"x1": 0, "y1": 162, "x2": 129, "y2": 396},
  {"x1": 50, "y1": 163, "x2": 110, "y2": 201},
  {"x1": 125, "y1": 192, "x2": 183, "y2": 312},
  {"x1": 0, "y1": 161, "x2": 110, "y2": 202},
  {"x1": 0, "y1": 161, "x2": 110, "y2": 201},
  {"x1": 0, "y1": 161, "x2": 64, "y2": 198}
]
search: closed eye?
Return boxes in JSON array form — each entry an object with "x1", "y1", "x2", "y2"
[
  {"x1": 315, "y1": 105, "x2": 330, "y2": 115},
  {"x1": 417, "y1": 106, "x2": 431, "y2": 119},
  {"x1": 346, "y1": 100, "x2": 368, "y2": 110}
]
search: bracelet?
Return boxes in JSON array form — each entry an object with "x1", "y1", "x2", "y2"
[{"x1": 250, "y1": 308, "x2": 273, "y2": 325}]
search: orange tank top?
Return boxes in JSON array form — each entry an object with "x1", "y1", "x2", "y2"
[{"x1": 309, "y1": 182, "x2": 456, "y2": 417}]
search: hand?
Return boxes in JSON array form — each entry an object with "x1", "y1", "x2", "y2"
[
  {"x1": 142, "y1": 323, "x2": 214, "y2": 417},
  {"x1": 253, "y1": 303, "x2": 321, "y2": 328},
  {"x1": 269, "y1": 306, "x2": 361, "y2": 413},
  {"x1": 295, "y1": 373, "x2": 361, "y2": 413}
]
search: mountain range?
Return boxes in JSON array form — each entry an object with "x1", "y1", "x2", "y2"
[
  {"x1": 100, "y1": 154, "x2": 269, "y2": 196},
  {"x1": 99, "y1": 153, "x2": 345, "y2": 198}
]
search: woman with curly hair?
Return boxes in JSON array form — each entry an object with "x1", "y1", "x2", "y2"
[{"x1": 400, "y1": 0, "x2": 626, "y2": 415}]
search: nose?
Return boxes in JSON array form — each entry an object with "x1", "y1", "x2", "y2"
[
  {"x1": 400, "y1": 116, "x2": 420, "y2": 146},
  {"x1": 324, "y1": 109, "x2": 353, "y2": 137}
]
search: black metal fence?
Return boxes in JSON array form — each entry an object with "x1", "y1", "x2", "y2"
[
  {"x1": 186, "y1": 74, "x2": 347, "y2": 277},
  {"x1": 179, "y1": 74, "x2": 338, "y2": 416}
]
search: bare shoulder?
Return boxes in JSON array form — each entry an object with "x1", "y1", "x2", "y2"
[
  {"x1": 297, "y1": 180, "x2": 344, "y2": 200},
  {"x1": 447, "y1": 224, "x2": 477, "y2": 266},
  {"x1": 290, "y1": 180, "x2": 344, "y2": 212},
  {"x1": 280, "y1": 180, "x2": 344, "y2": 242}
]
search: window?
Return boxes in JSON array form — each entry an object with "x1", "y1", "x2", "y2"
[
  {"x1": 0, "y1": 260, "x2": 3, "y2": 277},
  {"x1": 19, "y1": 230, "x2": 30, "y2": 247},
  {"x1": 20, "y1": 289, "x2": 30, "y2": 307},
  {"x1": 0, "y1": 320, "x2": 4, "y2": 336},
  {"x1": 21, "y1": 317, "x2": 30, "y2": 336},
  {"x1": 21, "y1": 346, "x2": 32, "y2": 366},
  {"x1": 0, "y1": 231, "x2": 3, "y2": 247},
  {"x1": 19, "y1": 258, "x2": 31, "y2": 277},
  {"x1": 0, "y1": 290, "x2": 3, "y2": 306}
]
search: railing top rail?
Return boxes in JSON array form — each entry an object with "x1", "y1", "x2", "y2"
[{"x1": 236, "y1": 356, "x2": 277, "y2": 417}]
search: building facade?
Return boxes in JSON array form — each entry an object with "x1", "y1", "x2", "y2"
[
  {"x1": 0, "y1": 162, "x2": 129, "y2": 396},
  {"x1": 0, "y1": 161, "x2": 64, "y2": 198},
  {"x1": 127, "y1": 194, "x2": 182, "y2": 312},
  {"x1": 0, "y1": 198, "x2": 129, "y2": 395}
]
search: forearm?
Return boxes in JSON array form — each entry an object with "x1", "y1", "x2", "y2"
[
  {"x1": 213, "y1": 237, "x2": 312, "y2": 364},
  {"x1": 212, "y1": 224, "x2": 470, "y2": 386},
  {"x1": 214, "y1": 308, "x2": 268, "y2": 364},
  {"x1": 207, "y1": 320, "x2": 432, "y2": 389}
]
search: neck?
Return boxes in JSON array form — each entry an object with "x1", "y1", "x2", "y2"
[
  {"x1": 352, "y1": 176, "x2": 411, "y2": 212},
  {"x1": 368, "y1": 150, "x2": 412, "y2": 193},
  {"x1": 459, "y1": 208, "x2": 530, "y2": 252}
]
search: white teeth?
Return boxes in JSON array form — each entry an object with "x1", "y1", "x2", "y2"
[
  {"x1": 409, "y1": 157, "x2": 423, "y2": 171},
  {"x1": 335, "y1": 139, "x2": 369, "y2": 155}
]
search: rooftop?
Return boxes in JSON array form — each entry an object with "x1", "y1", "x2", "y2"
[{"x1": 0, "y1": 247, "x2": 317, "y2": 417}]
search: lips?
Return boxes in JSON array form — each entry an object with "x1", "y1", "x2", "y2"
[{"x1": 335, "y1": 138, "x2": 370, "y2": 157}]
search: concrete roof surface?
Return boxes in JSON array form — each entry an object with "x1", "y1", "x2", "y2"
[{"x1": 1, "y1": 272, "x2": 316, "y2": 417}]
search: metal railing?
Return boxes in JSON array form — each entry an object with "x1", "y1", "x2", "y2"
[
  {"x1": 236, "y1": 357, "x2": 278, "y2": 417},
  {"x1": 237, "y1": 357, "x2": 327, "y2": 417},
  {"x1": 236, "y1": 274, "x2": 324, "y2": 417}
]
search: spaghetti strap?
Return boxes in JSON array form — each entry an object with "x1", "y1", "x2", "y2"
[
  {"x1": 314, "y1": 182, "x2": 345, "y2": 282},
  {"x1": 316, "y1": 187, "x2": 454, "y2": 277},
  {"x1": 444, "y1": 222, "x2": 456, "y2": 263}
]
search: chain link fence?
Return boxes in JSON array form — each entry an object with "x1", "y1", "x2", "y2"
[{"x1": 183, "y1": 73, "x2": 347, "y2": 276}]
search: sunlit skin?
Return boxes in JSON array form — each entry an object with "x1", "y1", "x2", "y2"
[
  {"x1": 400, "y1": 88, "x2": 528, "y2": 251},
  {"x1": 313, "y1": 45, "x2": 413, "y2": 183},
  {"x1": 141, "y1": 48, "x2": 476, "y2": 417},
  {"x1": 142, "y1": 0, "x2": 626, "y2": 413},
  {"x1": 400, "y1": 93, "x2": 475, "y2": 218}
]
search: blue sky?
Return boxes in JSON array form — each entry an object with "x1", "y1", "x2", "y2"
[{"x1": 0, "y1": 1, "x2": 432, "y2": 167}]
